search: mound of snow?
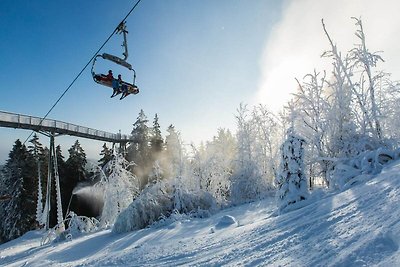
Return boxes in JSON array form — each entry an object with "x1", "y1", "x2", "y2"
[
  {"x1": 215, "y1": 215, "x2": 238, "y2": 229},
  {"x1": 330, "y1": 147, "x2": 400, "y2": 190}
]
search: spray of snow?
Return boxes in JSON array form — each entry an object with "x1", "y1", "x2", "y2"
[{"x1": 71, "y1": 186, "x2": 104, "y2": 215}]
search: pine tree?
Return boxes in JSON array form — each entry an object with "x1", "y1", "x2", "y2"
[
  {"x1": 28, "y1": 134, "x2": 45, "y2": 160},
  {"x1": 128, "y1": 109, "x2": 151, "y2": 186},
  {"x1": 55, "y1": 145, "x2": 71, "y2": 220},
  {"x1": 56, "y1": 145, "x2": 66, "y2": 178},
  {"x1": 150, "y1": 114, "x2": 164, "y2": 156},
  {"x1": 129, "y1": 109, "x2": 150, "y2": 162},
  {"x1": 63, "y1": 140, "x2": 87, "y2": 217},
  {"x1": 275, "y1": 128, "x2": 308, "y2": 213},
  {"x1": 0, "y1": 140, "x2": 37, "y2": 242},
  {"x1": 164, "y1": 124, "x2": 182, "y2": 178},
  {"x1": 28, "y1": 134, "x2": 48, "y2": 182},
  {"x1": 28, "y1": 134, "x2": 46, "y2": 226},
  {"x1": 65, "y1": 140, "x2": 87, "y2": 182},
  {"x1": 98, "y1": 143, "x2": 113, "y2": 168}
]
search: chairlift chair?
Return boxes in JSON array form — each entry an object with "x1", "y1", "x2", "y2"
[{"x1": 91, "y1": 21, "x2": 139, "y2": 99}]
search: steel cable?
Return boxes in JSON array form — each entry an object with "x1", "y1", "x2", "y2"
[{"x1": 23, "y1": 0, "x2": 143, "y2": 145}]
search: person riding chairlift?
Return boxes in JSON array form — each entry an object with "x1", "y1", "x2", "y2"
[
  {"x1": 111, "y1": 74, "x2": 128, "y2": 99},
  {"x1": 106, "y1": 70, "x2": 114, "y2": 81},
  {"x1": 111, "y1": 74, "x2": 120, "y2": 97},
  {"x1": 119, "y1": 77, "x2": 129, "y2": 100}
]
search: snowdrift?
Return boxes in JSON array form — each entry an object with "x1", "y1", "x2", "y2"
[{"x1": 330, "y1": 147, "x2": 400, "y2": 190}]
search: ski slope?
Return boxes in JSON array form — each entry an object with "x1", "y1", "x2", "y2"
[{"x1": 1, "y1": 162, "x2": 400, "y2": 266}]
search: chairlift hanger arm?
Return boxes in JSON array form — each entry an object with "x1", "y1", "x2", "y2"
[{"x1": 116, "y1": 21, "x2": 129, "y2": 61}]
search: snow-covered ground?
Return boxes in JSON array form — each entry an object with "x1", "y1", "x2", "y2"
[{"x1": 2, "y1": 161, "x2": 400, "y2": 266}]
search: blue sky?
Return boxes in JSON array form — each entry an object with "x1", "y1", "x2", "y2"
[
  {"x1": 2, "y1": 0, "x2": 400, "y2": 164},
  {"x1": 0, "y1": 0, "x2": 283, "y2": 163}
]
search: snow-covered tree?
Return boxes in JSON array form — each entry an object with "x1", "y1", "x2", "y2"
[
  {"x1": 150, "y1": 113, "x2": 164, "y2": 156},
  {"x1": 192, "y1": 129, "x2": 235, "y2": 205},
  {"x1": 323, "y1": 55, "x2": 357, "y2": 159},
  {"x1": 381, "y1": 79, "x2": 400, "y2": 142},
  {"x1": 28, "y1": 134, "x2": 46, "y2": 227},
  {"x1": 321, "y1": 18, "x2": 387, "y2": 148},
  {"x1": 291, "y1": 71, "x2": 332, "y2": 186},
  {"x1": 164, "y1": 124, "x2": 183, "y2": 179},
  {"x1": 129, "y1": 109, "x2": 150, "y2": 162},
  {"x1": 251, "y1": 104, "x2": 281, "y2": 185},
  {"x1": 0, "y1": 140, "x2": 37, "y2": 242},
  {"x1": 348, "y1": 17, "x2": 384, "y2": 140},
  {"x1": 147, "y1": 114, "x2": 165, "y2": 184},
  {"x1": 275, "y1": 129, "x2": 308, "y2": 213},
  {"x1": 99, "y1": 153, "x2": 139, "y2": 228},
  {"x1": 190, "y1": 143, "x2": 207, "y2": 190},
  {"x1": 148, "y1": 159, "x2": 164, "y2": 184},
  {"x1": 230, "y1": 104, "x2": 271, "y2": 204},
  {"x1": 113, "y1": 179, "x2": 216, "y2": 233},
  {"x1": 128, "y1": 109, "x2": 152, "y2": 187},
  {"x1": 283, "y1": 18, "x2": 400, "y2": 189}
]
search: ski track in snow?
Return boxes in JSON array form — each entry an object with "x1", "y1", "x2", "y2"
[{"x1": 2, "y1": 163, "x2": 400, "y2": 266}]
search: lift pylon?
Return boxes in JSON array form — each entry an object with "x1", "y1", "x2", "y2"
[{"x1": 41, "y1": 133, "x2": 65, "y2": 231}]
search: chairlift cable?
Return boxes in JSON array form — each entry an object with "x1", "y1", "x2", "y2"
[{"x1": 23, "y1": 0, "x2": 143, "y2": 145}]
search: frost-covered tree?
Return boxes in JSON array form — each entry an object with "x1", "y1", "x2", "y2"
[
  {"x1": 381, "y1": 79, "x2": 400, "y2": 142},
  {"x1": 321, "y1": 18, "x2": 387, "y2": 146},
  {"x1": 251, "y1": 104, "x2": 281, "y2": 185},
  {"x1": 292, "y1": 71, "x2": 332, "y2": 186},
  {"x1": 283, "y1": 18, "x2": 400, "y2": 189},
  {"x1": 348, "y1": 17, "x2": 384, "y2": 140},
  {"x1": 323, "y1": 56, "x2": 357, "y2": 159},
  {"x1": 230, "y1": 104, "x2": 270, "y2": 204},
  {"x1": 0, "y1": 140, "x2": 37, "y2": 242},
  {"x1": 192, "y1": 129, "x2": 235, "y2": 204},
  {"x1": 164, "y1": 124, "x2": 183, "y2": 179},
  {"x1": 147, "y1": 114, "x2": 165, "y2": 184},
  {"x1": 235, "y1": 104, "x2": 252, "y2": 167},
  {"x1": 148, "y1": 159, "x2": 164, "y2": 184},
  {"x1": 113, "y1": 179, "x2": 216, "y2": 233},
  {"x1": 275, "y1": 129, "x2": 308, "y2": 213},
  {"x1": 99, "y1": 153, "x2": 139, "y2": 228}
]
